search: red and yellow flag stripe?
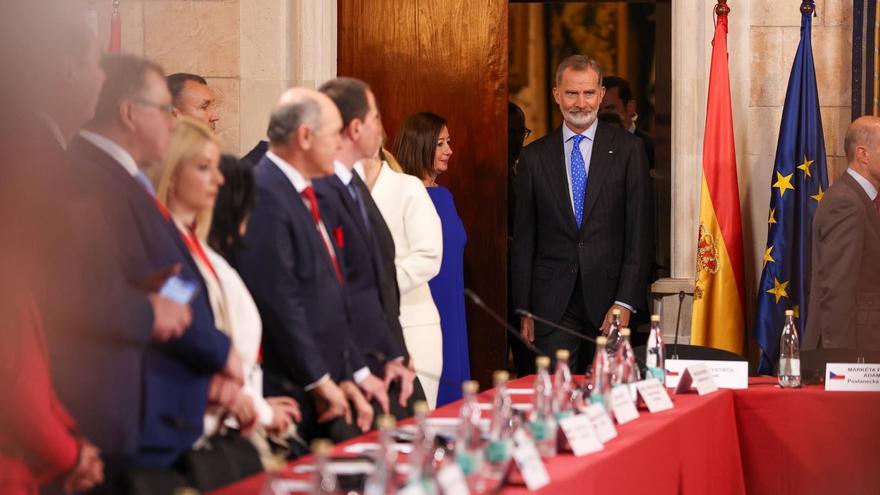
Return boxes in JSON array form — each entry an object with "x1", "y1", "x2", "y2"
[{"x1": 691, "y1": 13, "x2": 745, "y2": 355}]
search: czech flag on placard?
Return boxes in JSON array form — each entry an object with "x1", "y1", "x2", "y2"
[
  {"x1": 829, "y1": 371, "x2": 846, "y2": 380},
  {"x1": 666, "y1": 370, "x2": 680, "y2": 377}
]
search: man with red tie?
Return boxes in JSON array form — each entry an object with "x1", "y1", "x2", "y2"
[{"x1": 238, "y1": 88, "x2": 384, "y2": 441}]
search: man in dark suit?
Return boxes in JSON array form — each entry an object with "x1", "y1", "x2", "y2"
[
  {"x1": 238, "y1": 87, "x2": 385, "y2": 440},
  {"x1": 315, "y1": 77, "x2": 420, "y2": 418},
  {"x1": 805, "y1": 116, "x2": 880, "y2": 351},
  {"x1": 62, "y1": 54, "x2": 243, "y2": 474},
  {"x1": 512, "y1": 55, "x2": 652, "y2": 374}
]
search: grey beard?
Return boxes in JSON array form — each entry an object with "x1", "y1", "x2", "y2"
[{"x1": 561, "y1": 108, "x2": 596, "y2": 129}]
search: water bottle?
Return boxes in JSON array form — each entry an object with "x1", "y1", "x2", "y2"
[
  {"x1": 613, "y1": 328, "x2": 641, "y2": 386},
  {"x1": 553, "y1": 349, "x2": 574, "y2": 451},
  {"x1": 364, "y1": 415, "x2": 398, "y2": 495},
  {"x1": 645, "y1": 314, "x2": 666, "y2": 383},
  {"x1": 588, "y1": 336, "x2": 613, "y2": 408},
  {"x1": 406, "y1": 401, "x2": 438, "y2": 494},
  {"x1": 605, "y1": 308, "x2": 622, "y2": 356},
  {"x1": 529, "y1": 356, "x2": 558, "y2": 458},
  {"x1": 485, "y1": 370, "x2": 514, "y2": 482},
  {"x1": 311, "y1": 438, "x2": 339, "y2": 495},
  {"x1": 456, "y1": 380, "x2": 484, "y2": 490},
  {"x1": 778, "y1": 309, "x2": 802, "y2": 388}
]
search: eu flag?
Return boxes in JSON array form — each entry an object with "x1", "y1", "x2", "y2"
[{"x1": 755, "y1": 1, "x2": 829, "y2": 375}]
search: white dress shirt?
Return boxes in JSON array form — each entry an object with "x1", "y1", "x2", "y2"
[
  {"x1": 264, "y1": 151, "x2": 370, "y2": 386},
  {"x1": 334, "y1": 160, "x2": 354, "y2": 186},
  {"x1": 847, "y1": 168, "x2": 879, "y2": 201}
]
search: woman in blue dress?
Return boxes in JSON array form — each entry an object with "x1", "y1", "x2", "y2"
[{"x1": 392, "y1": 112, "x2": 470, "y2": 406}]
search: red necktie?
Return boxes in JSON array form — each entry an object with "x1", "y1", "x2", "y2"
[{"x1": 301, "y1": 186, "x2": 344, "y2": 284}]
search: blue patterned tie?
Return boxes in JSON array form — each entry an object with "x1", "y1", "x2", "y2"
[{"x1": 570, "y1": 134, "x2": 587, "y2": 227}]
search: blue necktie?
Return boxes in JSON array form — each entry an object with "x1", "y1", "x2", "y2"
[
  {"x1": 134, "y1": 170, "x2": 156, "y2": 196},
  {"x1": 347, "y1": 181, "x2": 371, "y2": 234},
  {"x1": 570, "y1": 134, "x2": 587, "y2": 227}
]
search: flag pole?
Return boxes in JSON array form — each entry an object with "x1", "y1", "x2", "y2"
[{"x1": 109, "y1": 0, "x2": 121, "y2": 53}]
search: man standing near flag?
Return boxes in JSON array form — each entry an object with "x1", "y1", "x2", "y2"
[{"x1": 804, "y1": 116, "x2": 880, "y2": 352}]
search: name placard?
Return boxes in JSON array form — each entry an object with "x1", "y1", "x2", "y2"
[
  {"x1": 512, "y1": 429, "x2": 550, "y2": 490},
  {"x1": 825, "y1": 363, "x2": 880, "y2": 391},
  {"x1": 609, "y1": 385, "x2": 640, "y2": 424},
  {"x1": 436, "y1": 463, "x2": 470, "y2": 495},
  {"x1": 558, "y1": 414, "x2": 604, "y2": 456},
  {"x1": 665, "y1": 359, "x2": 746, "y2": 389},
  {"x1": 581, "y1": 403, "x2": 618, "y2": 443},
  {"x1": 674, "y1": 362, "x2": 718, "y2": 395},
  {"x1": 634, "y1": 378, "x2": 674, "y2": 412}
]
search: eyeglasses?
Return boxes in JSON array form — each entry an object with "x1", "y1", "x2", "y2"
[{"x1": 130, "y1": 97, "x2": 175, "y2": 115}]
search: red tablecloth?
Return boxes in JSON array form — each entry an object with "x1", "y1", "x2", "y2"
[
  {"x1": 733, "y1": 377, "x2": 880, "y2": 495},
  {"x1": 211, "y1": 376, "x2": 745, "y2": 495}
]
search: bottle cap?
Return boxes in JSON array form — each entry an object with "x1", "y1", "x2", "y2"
[
  {"x1": 784, "y1": 309, "x2": 794, "y2": 316},
  {"x1": 597, "y1": 336, "x2": 608, "y2": 345},
  {"x1": 612, "y1": 308, "x2": 621, "y2": 316},
  {"x1": 492, "y1": 370, "x2": 509, "y2": 385},
  {"x1": 413, "y1": 401, "x2": 429, "y2": 415},
  {"x1": 376, "y1": 414, "x2": 396, "y2": 430},
  {"x1": 556, "y1": 349, "x2": 570, "y2": 360},
  {"x1": 310, "y1": 438, "x2": 333, "y2": 454},
  {"x1": 620, "y1": 327, "x2": 631, "y2": 337},
  {"x1": 651, "y1": 314, "x2": 660, "y2": 322},
  {"x1": 462, "y1": 380, "x2": 479, "y2": 394},
  {"x1": 535, "y1": 356, "x2": 551, "y2": 368}
]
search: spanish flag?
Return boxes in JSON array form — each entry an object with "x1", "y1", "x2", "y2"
[{"x1": 690, "y1": 8, "x2": 745, "y2": 355}]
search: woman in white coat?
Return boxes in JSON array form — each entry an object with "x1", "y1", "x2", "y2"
[{"x1": 365, "y1": 150, "x2": 444, "y2": 409}]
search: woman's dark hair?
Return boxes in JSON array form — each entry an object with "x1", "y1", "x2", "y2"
[
  {"x1": 209, "y1": 154, "x2": 256, "y2": 263},
  {"x1": 391, "y1": 111, "x2": 447, "y2": 180}
]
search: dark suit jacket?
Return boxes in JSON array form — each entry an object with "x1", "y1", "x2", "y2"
[
  {"x1": 314, "y1": 174, "x2": 404, "y2": 374},
  {"x1": 65, "y1": 136, "x2": 231, "y2": 468},
  {"x1": 633, "y1": 127, "x2": 655, "y2": 170},
  {"x1": 805, "y1": 172, "x2": 880, "y2": 350},
  {"x1": 353, "y1": 173, "x2": 409, "y2": 359},
  {"x1": 242, "y1": 140, "x2": 268, "y2": 166},
  {"x1": 511, "y1": 122, "x2": 652, "y2": 331},
  {"x1": 237, "y1": 157, "x2": 365, "y2": 394}
]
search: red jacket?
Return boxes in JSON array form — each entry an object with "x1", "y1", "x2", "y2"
[{"x1": 0, "y1": 296, "x2": 79, "y2": 495}]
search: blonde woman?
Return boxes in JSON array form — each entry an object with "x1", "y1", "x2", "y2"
[{"x1": 154, "y1": 118, "x2": 300, "y2": 443}]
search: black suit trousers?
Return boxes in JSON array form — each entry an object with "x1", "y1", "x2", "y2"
[{"x1": 533, "y1": 274, "x2": 599, "y2": 374}]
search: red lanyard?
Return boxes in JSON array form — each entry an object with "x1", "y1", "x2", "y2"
[{"x1": 178, "y1": 224, "x2": 219, "y2": 282}]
